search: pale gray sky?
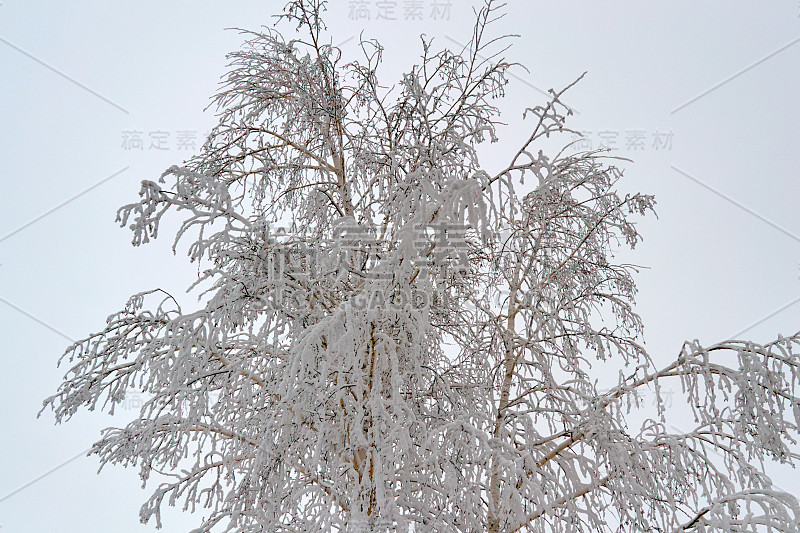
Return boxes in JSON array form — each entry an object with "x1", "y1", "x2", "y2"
[{"x1": 1, "y1": 1, "x2": 799, "y2": 531}]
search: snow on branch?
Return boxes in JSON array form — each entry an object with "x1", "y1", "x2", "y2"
[{"x1": 43, "y1": 1, "x2": 800, "y2": 532}]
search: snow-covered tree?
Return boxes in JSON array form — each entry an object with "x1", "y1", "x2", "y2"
[{"x1": 43, "y1": 1, "x2": 800, "y2": 532}]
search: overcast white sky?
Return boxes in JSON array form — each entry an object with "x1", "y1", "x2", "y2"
[{"x1": 1, "y1": 1, "x2": 799, "y2": 531}]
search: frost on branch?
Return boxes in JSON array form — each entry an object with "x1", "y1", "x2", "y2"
[{"x1": 42, "y1": 1, "x2": 800, "y2": 532}]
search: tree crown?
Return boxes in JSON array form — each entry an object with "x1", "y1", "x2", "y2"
[{"x1": 44, "y1": 2, "x2": 800, "y2": 532}]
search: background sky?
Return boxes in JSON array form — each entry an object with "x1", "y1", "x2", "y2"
[{"x1": 1, "y1": 1, "x2": 799, "y2": 531}]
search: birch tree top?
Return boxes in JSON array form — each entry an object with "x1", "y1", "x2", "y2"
[{"x1": 43, "y1": 1, "x2": 800, "y2": 531}]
